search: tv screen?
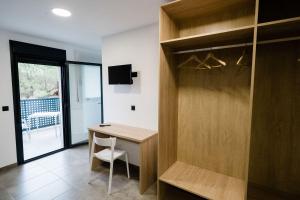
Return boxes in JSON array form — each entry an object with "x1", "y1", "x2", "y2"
[{"x1": 108, "y1": 64, "x2": 132, "y2": 85}]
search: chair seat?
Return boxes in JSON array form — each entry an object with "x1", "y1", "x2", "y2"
[{"x1": 94, "y1": 148, "x2": 126, "y2": 162}]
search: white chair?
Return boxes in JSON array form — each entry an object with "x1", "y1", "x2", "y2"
[
  {"x1": 90, "y1": 133, "x2": 130, "y2": 194},
  {"x1": 22, "y1": 119, "x2": 31, "y2": 140}
]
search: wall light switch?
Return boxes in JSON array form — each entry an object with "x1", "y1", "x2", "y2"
[
  {"x1": 2, "y1": 106, "x2": 9, "y2": 112},
  {"x1": 131, "y1": 105, "x2": 135, "y2": 111}
]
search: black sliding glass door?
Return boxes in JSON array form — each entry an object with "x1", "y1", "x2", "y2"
[
  {"x1": 66, "y1": 61, "x2": 103, "y2": 146},
  {"x1": 18, "y1": 61, "x2": 65, "y2": 160},
  {"x1": 10, "y1": 41, "x2": 68, "y2": 164}
]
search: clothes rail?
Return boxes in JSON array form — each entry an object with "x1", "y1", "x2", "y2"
[
  {"x1": 173, "y1": 43, "x2": 253, "y2": 55},
  {"x1": 258, "y1": 36, "x2": 300, "y2": 45}
]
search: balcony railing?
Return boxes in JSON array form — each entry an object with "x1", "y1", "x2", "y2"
[{"x1": 21, "y1": 97, "x2": 61, "y2": 130}]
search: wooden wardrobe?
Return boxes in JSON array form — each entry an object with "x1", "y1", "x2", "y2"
[{"x1": 158, "y1": 0, "x2": 300, "y2": 200}]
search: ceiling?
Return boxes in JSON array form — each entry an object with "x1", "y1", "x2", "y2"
[{"x1": 0, "y1": 0, "x2": 170, "y2": 51}]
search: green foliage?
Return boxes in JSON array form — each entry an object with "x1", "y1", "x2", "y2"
[{"x1": 18, "y1": 63, "x2": 60, "y2": 99}]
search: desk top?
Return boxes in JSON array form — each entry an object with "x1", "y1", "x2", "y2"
[{"x1": 88, "y1": 123, "x2": 157, "y2": 143}]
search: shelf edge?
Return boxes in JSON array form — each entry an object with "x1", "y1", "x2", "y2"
[
  {"x1": 160, "y1": 25, "x2": 255, "y2": 45},
  {"x1": 161, "y1": 0, "x2": 181, "y2": 8},
  {"x1": 258, "y1": 16, "x2": 300, "y2": 27}
]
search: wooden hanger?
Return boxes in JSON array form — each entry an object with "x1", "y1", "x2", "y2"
[
  {"x1": 196, "y1": 61, "x2": 212, "y2": 70},
  {"x1": 178, "y1": 55, "x2": 198, "y2": 68},
  {"x1": 178, "y1": 55, "x2": 211, "y2": 70},
  {"x1": 237, "y1": 49, "x2": 247, "y2": 66},
  {"x1": 203, "y1": 52, "x2": 226, "y2": 68},
  {"x1": 236, "y1": 49, "x2": 250, "y2": 75}
]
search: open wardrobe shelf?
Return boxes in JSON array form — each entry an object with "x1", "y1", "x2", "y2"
[
  {"x1": 161, "y1": 0, "x2": 254, "y2": 22},
  {"x1": 257, "y1": 16, "x2": 300, "y2": 40},
  {"x1": 160, "y1": 0, "x2": 255, "y2": 41},
  {"x1": 158, "y1": 0, "x2": 300, "y2": 200},
  {"x1": 160, "y1": 25, "x2": 254, "y2": 51},
  {"x1": 159, "y1": 161, "x2": 246, "y2": 200}
]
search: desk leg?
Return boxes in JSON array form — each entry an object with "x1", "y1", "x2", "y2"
[
  {"x1": 139, "y1": 135, "x2": 157, "y2": 194},
  {"x1": 89, "y1": 130, "x2": 103, "y2": 171}
]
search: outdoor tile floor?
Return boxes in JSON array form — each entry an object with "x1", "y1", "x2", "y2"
[{"x1": 23, "y1": 126, "x2": 64, "y2": 160}]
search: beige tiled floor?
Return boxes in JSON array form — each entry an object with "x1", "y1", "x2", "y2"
[{"x1": 0, "y1": 146, "x2": 156, "y2": 200}]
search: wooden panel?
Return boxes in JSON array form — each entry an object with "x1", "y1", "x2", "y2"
[
  {"x1": 159, "y1": 181, "x2": 206, "y2": 200},
  {"x1": 244, "y1": 0, "x2": 259, "y2": 197},
  {"x1": 161, "y1": 0, "x2": 255, "y2": 40},
  {"x1": 88, "y1": 123, "x2": 157, "y2": 143},
  {"x1": 248, "y1": 183, "x2": 300, "y2": 200},
  {"x1": 249, "y1": 41, "x2": 300, "y2": 196},
  {"x1": 158, "y1": 46, "x2": 178, "y2": 177},
  {"x1": 161, "y1": 26, "x2": 254, "y2": 51},
  {"x1": 178, "y1": 3, "x2": 255, "y2": 38},
  {"x1": 139, "y1": 135, "x2": 157, "y2": 193},
  {"x1": 258, "y1": 17, "x2": 300, "y2": 41},
  {"x1": 158, "y1": 7, "x2": 179, "y2": 199},
  {"x1": 160, "y1": 161, "x2": 246, "y2": 200},
  {"x1": 176, "y1": 47, "x2": 252, "y2": 179},
  {"x1": 258, "y1": 0, "x2": 300, "y2": 23},
  {"x1": 160, "y1": 8, "x2": 179, "y2": 41},
  {"x1": 162, "y1": 0, "x2": 254, "y2": 20}
]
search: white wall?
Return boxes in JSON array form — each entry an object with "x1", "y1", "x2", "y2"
[
  {"x1": 102, "y1": 24, "x2": 159, "y2": 131},
  {"x1": 0, "y1": 29, "x2": 101, "y2": 168}
]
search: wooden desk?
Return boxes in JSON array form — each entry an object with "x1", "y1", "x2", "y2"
[{"x1": 88, "y1": 123, "x2": 158, "y2": 194}]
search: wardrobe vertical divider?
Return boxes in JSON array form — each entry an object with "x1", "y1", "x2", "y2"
[
  {"x1": 245, "y1": 0, "x2": 259, "y2": 197},
  {"x1": 158, "y1": 7, "x2": 178, "y2": 178}
]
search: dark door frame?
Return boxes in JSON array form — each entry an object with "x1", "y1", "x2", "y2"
[
  {"x1": 65, "y1": 61, "x2": 104, "y2": 147},
  {"x1": 10, "y1": 40, "x2": 69, "y2": 164}
]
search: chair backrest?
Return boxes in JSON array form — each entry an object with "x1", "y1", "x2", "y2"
[
  {"x1": 93, "y1": 133, "x2": 116, "y2": 149},
  {"x1": 21, "y1": 119, "x2": 28, "y2": 128}
]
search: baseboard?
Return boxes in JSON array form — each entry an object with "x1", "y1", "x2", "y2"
[{"x1": 0, "y1": 163, "x2": 18, "y2": 173}]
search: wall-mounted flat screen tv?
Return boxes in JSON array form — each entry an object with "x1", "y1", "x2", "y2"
[{"x1": 108, "y1": 64, "x2": 133, "y2": 85}]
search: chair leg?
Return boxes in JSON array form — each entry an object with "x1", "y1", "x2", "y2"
[
  {"x1": 28, "y1": 129, "x2": 31, "y2": 140},
  {"x1": 54, "y1": 116, "x2": 57, "y2": 137},
  {"x1": 108, "y1": 160, "x2": 114, "y2": 194},
  {"x1": 88, "y1": 171, "x2": 96, "y2": 184},
  {"x1": 90, "y1": 156, "x2": 93, "y2": 170},
  {"x1": 125, "y1": 153, "x2": 130, "y2": 179}
]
